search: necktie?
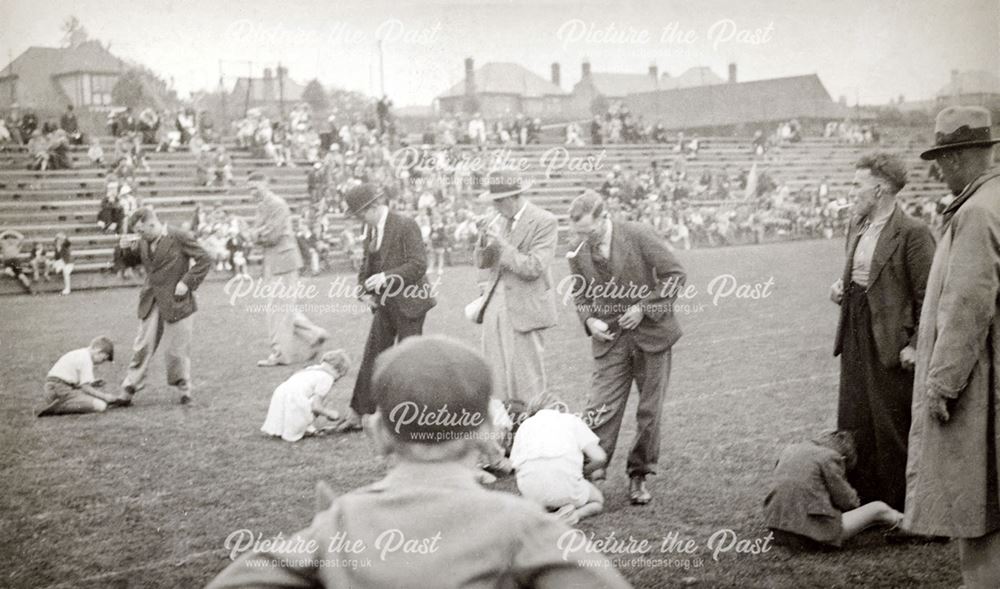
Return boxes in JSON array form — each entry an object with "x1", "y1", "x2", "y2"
[{"x1": 590, "y1": 239, "x2": 612, "y2": 282}]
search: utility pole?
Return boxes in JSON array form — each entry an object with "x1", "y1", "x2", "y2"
[
  {"x1": 219, "y1": 60, "x2": 227, "y2": 128},
  {"x1": 378, "y1": 39, "x2": 385, "y2": 97},
  {"x1": 244, "y1": 61, "x2": 253, "y2": 118},
  {"x1": 278, "y1": 60, "x2": 285, "y2": 119}
]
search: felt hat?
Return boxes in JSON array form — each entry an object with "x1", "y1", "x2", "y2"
[
  {"x1": 477, "y1": 169, "x2": 531, "y2": 201},
  {"x1": 920, "y1": 106, "x2": 1000, "y2": 160},
  {"x1": 344, "y1": 183, "x2": 382, "y2": 216}
]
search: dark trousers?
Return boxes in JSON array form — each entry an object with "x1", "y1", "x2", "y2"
[
  {"x1": 584, "y1": 331, "x2": 672, "y2": 478},
  {"x1": 837, "y1": 282, "x2": 913, "y2": 511},
  {"x1": 350, "y1": 306, "x2": 425, "y2": 416}
]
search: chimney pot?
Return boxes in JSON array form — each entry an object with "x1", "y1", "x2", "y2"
[
  {"x1": 551, "y1": 62, "x2": 561, "y2": 87},
  {"x1": 582, "y1": 60, "x2": 591, "y2": 79},
  {"x1": 728, "y1": 63, "x2": 737, "y2": 84}
]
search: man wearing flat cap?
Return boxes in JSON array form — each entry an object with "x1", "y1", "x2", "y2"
[
  {"x1": 248, "y1": 172, "x2": 329, "y2": 367},
  {"x1": 474, "y1": 169, "x2": 558, "y2": 416},
  {"x1": 338, "y1": 182, "x2": 436, "y2": 431},
  {"x1": 904, "y1": 106, "x2": 1000, "y2": 588}
]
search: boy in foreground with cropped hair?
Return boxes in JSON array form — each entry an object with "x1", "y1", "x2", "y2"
[{"x1": 208, "y1": 335, "x2": 631, "y2": 589}]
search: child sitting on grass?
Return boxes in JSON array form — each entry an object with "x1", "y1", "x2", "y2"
[
  {"x1": 763, "y1": 430, "x2": 903, "y2": 549},
  {"x1": 38, "y1": 337, "x2": 125, "y2": 416},
  {"x1": 209, "y1": 336, "x2": 630, "y2": 589},
  {"x1": 510, "y1": 391, "x2": 607, "y2": 525},
  {"x1": 261, "y1": 351, "x2": 351, "y2": 442}
]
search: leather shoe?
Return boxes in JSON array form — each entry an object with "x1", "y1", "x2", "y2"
[
  {"x1": 629, "y1": 476, "x2": 652, "y2": 505},
  {"x1": 587, "y1": 468, "x2": 606, "y2": 481}
]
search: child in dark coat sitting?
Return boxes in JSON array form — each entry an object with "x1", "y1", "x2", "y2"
[{"x1": 763, "y1": 431, "x2": 902, "y2": 549}]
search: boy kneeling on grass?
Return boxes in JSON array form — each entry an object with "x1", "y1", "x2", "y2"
[
  {"x1": 763, "y1": 430, "x2": 903, "y2": 550},
  {"x1": 37, "y1": 336, "x2": 127, "y2": 416},
  {"x1": 511, "y1": 391, "x2": 607, "y2": 526},
  {"x1": 208, "y1": 335, "x2": 631, "y2": 589}
]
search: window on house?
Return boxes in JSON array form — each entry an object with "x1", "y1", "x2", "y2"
[{"x1": 91, "y1": 75, "x2": 116, "y2": 106}]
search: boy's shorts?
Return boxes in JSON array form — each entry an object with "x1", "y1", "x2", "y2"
[{"x1": 516, "y1": 460, "x2": 594, "y2": 510}]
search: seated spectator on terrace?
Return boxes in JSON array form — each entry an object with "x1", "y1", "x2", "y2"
[
  {"x1": 87, "y1": 138, "x2": 104, "y2": 167},
  {"x1": 138, "y1": 108, "x2": 160, "y2": 146},
  {"x1": 45, "y1": 129, "x2": 73, "y2": 170},
  {"x1": 1, "y1": 229, "x2": 35, "y2": 294},
  {"x1": 0, "y1": 118, "x2": 12, "y2": 147},
  {"x1": 97, "y1": 192, "x2": 125, "y2": 234},
  {"x1": 60, "y1": 105, "x2": 84, "y2": 146},
  {"x1": 27, "y1": 130, "x2": 49, "y2": 171},
  {"x1": 20, "y1": 108, "x2": 38, "y2": 140},
  {"x1": 176, "y1": 108, "x2": 196, "y2": 145}
]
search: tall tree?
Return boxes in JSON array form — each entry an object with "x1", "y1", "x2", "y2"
[
  {"x1": 112, "y1": 70, "x2": 148, "y2": 109},
  {"x1": 61, "y1": 16, "x2": 89, "y2": 48},
  {"x1": 302, "y1": 79, "x2": 328, "y2": 113}
]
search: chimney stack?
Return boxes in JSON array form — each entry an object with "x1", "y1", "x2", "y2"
[
  {"x1": 951, "y1": 69, "x2": 960, "y2": 96},
  {"x1": 838, "y1": 95, "x2": 847, "y2": 106},
  {"x1": 263, "y1": 68, "x2": 272, "y2": 79},
  {"x1": 728, "y1": 63, "x2": 737, "y2": 84},
  {"x1": 551, "y1": 62, "x2": 561, "y2": 87},
  {"x1": 464, "y1": 57, "x2": 475, "y2": 96},
  {"x1": 648, "y1": 63, "x2": 658, "y2": 79},
  {"x1": 582, "y1": 60, "x2": 591, "y2": 79}
]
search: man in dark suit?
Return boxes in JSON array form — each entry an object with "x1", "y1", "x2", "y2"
[
  {"x1": 831, "y1": 152, "x2": 935, "y2": 510},
  {"x1": 338, "y1": 183, "x2": 436, "y2": 430},
  {"x1": 117, "y1": 207, "x2": 212, "y2": 405},
  {"x1": 567, "y1": 190, "x2": 686, "y2": 505}
]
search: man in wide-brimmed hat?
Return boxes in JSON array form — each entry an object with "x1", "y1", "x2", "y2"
[
  {"x1": 474, "y1": 169, "x2": 558, "y2": 418},
  {"x1": 905, "y1": 106, "x2": 1000, "y2": 588},
  {"x1": 336, "y1": 182, "x2": 436, "y2": 432}
]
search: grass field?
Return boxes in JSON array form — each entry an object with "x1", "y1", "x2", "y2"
[{"x1": 0, "y1": 238, "x2": 961, "y2": 588}]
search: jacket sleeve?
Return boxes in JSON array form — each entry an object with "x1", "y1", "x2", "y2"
[
  {"x1": 252, "y1": 200, "x2": 288, "y2": 248},
  {"x1": 498, "y1": 213, "x2": 557, "y2": 281},
  {"x1": 903, "y1": 222, "x2": 936, "y2": 349},
  {"x1": 926, "y1": 202, "x2": 1000, "y2": 400},
  {"x1": 205, "y1": 520, "x2": 323, "y2": 589},
  {"x1": 820, "y1": 455, "x2": 860, "y2": 512},
  {"x1": 178, "y1": 231, "x2": 212, "y2": 291},
  {"x1": 635, "y1": 223, "x2": 687, "y2": 319},
  {"x1": 568, "y1": 255, "x2": 595, "y2": 334},
  {"x1": 382, "y1": 218, "x2": 429, "y2": 285}
]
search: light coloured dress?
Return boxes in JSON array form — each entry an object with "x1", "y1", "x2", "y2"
[{"x1": 261, "y1": 365, "x2": 336, "y2": 442}]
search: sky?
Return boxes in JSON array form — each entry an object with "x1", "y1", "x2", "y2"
[{"x1": 1, "y1": 0, "x2": 997, "y2": 107}]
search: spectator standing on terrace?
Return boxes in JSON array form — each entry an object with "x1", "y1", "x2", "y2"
[
  {"x1": 906, "y1": 106, "x2": 1000, "y2": 588},
  {"x1": 468, "y1": 112, "x2": 487, "y2": 146},
  {"x1": 59, "y1": 105, "x2": 83, "y2": 146},
  {"x1": 248, "y1": 172, "x2": 329, "y2": 367},
  {"x1": 830, "y1": 153, "x2": 934, "y2": 512}
]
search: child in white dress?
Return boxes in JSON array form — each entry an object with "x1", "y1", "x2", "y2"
[
  {"x1": 261, "y1": 351, "x2": 350, "y2": 442},
  {"x1": 510, "y1": 392, "x2": 607, "y2": 525}
]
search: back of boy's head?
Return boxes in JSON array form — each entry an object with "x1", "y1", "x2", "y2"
[
  {"x1": 373, "y1": 335, "x2": 492, "y2": 444},
  {"x1": 813, "y1": 430, "x2": 857, "y2": 470},
  {"x1": 525, "y1": 390, "x2": 567, "y2": 418},
  {"x1": 90, "y1": 336, "x2": 114, "y2": 362},
  {"x1": 320, "y1": 349, "x2": 351, "y2": 374}
]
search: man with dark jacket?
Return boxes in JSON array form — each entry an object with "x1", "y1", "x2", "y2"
[
  {"x1": 831, "y1": 152, "x2": 934, "y2": 511},
  {"x1": 567, "y1": 189, "x2": 686, "y2": 506},
  {"x1": 117, "y1": 207, "x2": 211, "y2": 405},
  {"x1": 338, "y1": 183, "x2": 436, "y2": 430}
]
